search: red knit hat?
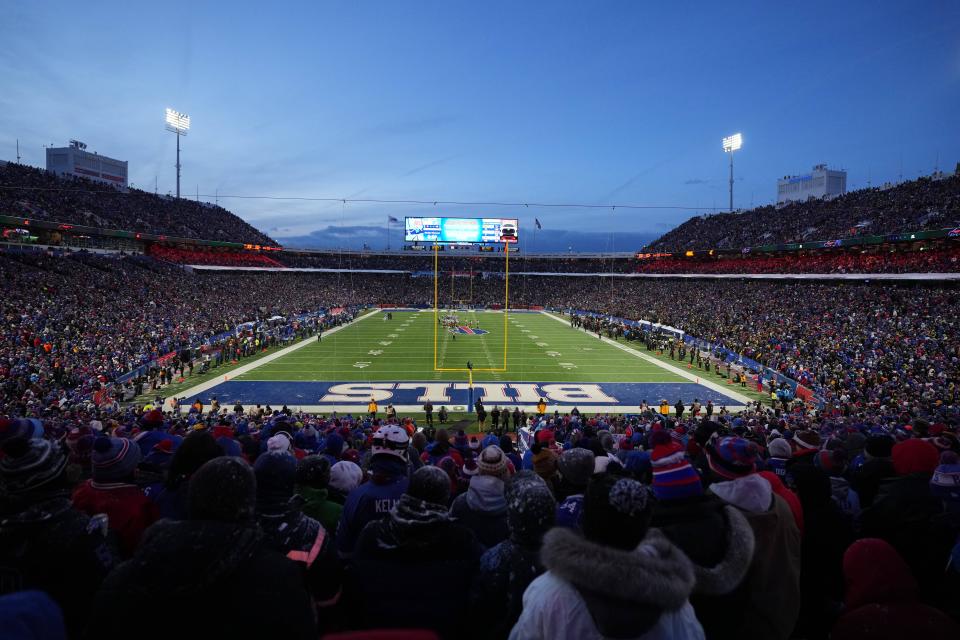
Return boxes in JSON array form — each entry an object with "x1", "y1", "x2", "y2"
[{"x1": 891, "y1": 439, "x2": 940, "y2": 476}]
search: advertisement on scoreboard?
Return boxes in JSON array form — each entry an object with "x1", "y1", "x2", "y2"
[{"x1": 405, "y1": 217, "x2": 518, "y2": 243}]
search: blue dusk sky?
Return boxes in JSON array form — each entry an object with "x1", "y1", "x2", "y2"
[{"x1": 1, "y1": 1, "x2": 958, "y2": 250}]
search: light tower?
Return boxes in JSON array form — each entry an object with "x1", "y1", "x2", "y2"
[
  {"x1": 165, "y1": 108, "x2": 190, "y2": 199},
  {"x1": 722, "y1": 133, "x2": 742, "y2": 212}
]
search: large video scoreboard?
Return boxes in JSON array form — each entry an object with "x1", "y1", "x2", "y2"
[{"x1": 404, "y1": 217, "x2": 518, "y2": 243}]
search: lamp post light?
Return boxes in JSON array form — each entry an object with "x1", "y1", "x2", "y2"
[
  {"x1": 165, "y1": 108, "x2": 191, "y2": 199},
  {"x1": 722, "y1": 133, "x2": 742, "y2": 212}
]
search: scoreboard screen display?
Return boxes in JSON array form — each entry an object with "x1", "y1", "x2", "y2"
[{"x1": 405, "y1": 217, "x2": 518, "y2": 243}]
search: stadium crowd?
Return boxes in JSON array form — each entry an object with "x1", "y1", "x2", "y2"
[
  {"x1": 0, "y1": 162, "x2": 275, "y2": 245},
  {"x1": 633, "y1": 245, "x2": 960, "y2": 274},
  {"x1": 148, "y1": 244, "x2": 286, "y2": 268},
  {"x1": 2, "y1": 395, "x2": 960, "y2": 638},
  {"x1": 164, "y1": 244, "x2": 960, "y2": 275},
  {"x1": 2, "y1": 250, "x2": 957, "y2": 430},
  {"x1": 649, "y1": 173, "x2": 960, "y2": 252},
  {"x1": 0, "y1": 248, "x2": 957, "y2": 638},
  {"x1": 277, "y1": 251, "x2": 639, "y2": 273}
]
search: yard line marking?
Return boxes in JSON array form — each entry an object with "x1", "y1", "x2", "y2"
[
  {"x1": 165, "y1": 308, "x2": 379, "y2": 410},
  {"x1": 539, "y1": 311, "x2": 753, "y2": 405}
]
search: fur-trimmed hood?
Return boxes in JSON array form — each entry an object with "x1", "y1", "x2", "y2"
[
  {"x1": 692, "y1": 505, "x2": 755, "y2": 595},
  {"x1": 541, "y1": 526, "x2": 696, "y2": 637}
]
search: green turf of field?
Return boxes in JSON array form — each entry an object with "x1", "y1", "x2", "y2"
[{"x1": 237, "y1": 310, "x2": 689, "y2": 384}]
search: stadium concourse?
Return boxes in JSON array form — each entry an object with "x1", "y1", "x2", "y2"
[{"x1": 1, "y1": 168, "x2": 960, "y2": 638}]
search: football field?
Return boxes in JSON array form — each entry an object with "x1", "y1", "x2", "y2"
[{"x1": 178, "y1": 310, "x2": 752, "y2": 414}]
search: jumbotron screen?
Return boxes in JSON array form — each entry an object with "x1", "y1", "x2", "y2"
[{"x1": 404, "y1": 217, "x2": 518, "y2": 243}]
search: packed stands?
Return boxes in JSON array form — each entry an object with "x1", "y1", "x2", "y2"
[
  {"x1": 280, "y1": 250, "x2": 639, "y2": 273},
  {"x1": 0, "y1": 162, "x2": 276, "y2": 245},
  {"x1": 648, "y1": 172, "x2": 960, "y2": 251},
  {"x1": 1, "y1": 248, "x2": 959, "y2": 639},
  {"x1": 634, "y1": 245, "x2": 960, "y2": 274},
  {"x1": 148, "y1": 244, "x2": 285, "y2": 268}
]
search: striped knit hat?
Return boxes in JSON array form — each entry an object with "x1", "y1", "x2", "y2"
[
  {"x1": 0, "y1": 438, "x2": 68, "y2": 494},
  {"x1": 92, "y1": 437, "x2": 141, "y2": 481},
  {"x1": 706, "y1": 437, "x2": 759, "y2": 480},
  {"x1": 650, "y1": 431, "x2": 702, "y2": 500}
]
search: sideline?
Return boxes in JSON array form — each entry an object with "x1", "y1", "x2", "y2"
[
  {"x1": 539, "y1": 311, "x2": 753, "y2": 406},
  {"x1": 165, "y1": 308, "x2": 380, "y2": 410}
]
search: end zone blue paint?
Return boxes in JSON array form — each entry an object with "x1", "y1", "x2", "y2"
[{"x1": 182, "y1": 380, "x2": 745, "y2": 408}]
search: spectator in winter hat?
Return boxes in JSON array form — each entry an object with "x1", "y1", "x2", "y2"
[
  {"x1": 336, "y1": 424, "x2": 410, "y2": 558},
  {"x1": 850, "y1": 435, "x2": 897, "y2": 508},
  {"x1": 267, "y1": 432, "x2": 292, "y2": 455},
  {"x1": 511, "y1": 474, "x2": 702, "y2": 639},
  {"x1": 144, "y1": 431, "x2": 222, "y2": 520},
  {"x1": 254, "y1": 452, "x2": 342, "y2": 611},
  {"x1": 0, "y1": 417, "x2": 44, "y2": 445},
  {"x1": 703, "y1": 437, "x2": 801, "y2": 640},
  {"x1": 422, "y1": 428, "x2": 462, "y2": 467},
  {"x1": 831, "y1": 538, "x2": 960, "y2": 640},
  {"x1": 649, "y1": 430, "x2": 702, "y2": 502},
  {"x1": 555, "y1": 447, "x2": 595, "y2": 530},
  {"x1": 87, "y1": 458, "x2": 318, "y2": 640},
  {"x1": 765, "y1": 437, "x2": 792, "y2": 481},
  {"x1": 651, "y1": 443, "x2": 755, "y2": 638},
  {"x1": 531, "y1": 441, "x2": 559, "y2": 490},
  {"x1": 296, "y1": 455, "x2": 342, "y2": 534},
  {"x1": 471, "y1": 471, "x2": 557, "y2": 637},
  {"x1": 133, "y1": 409, "x2": 182, "y2": 458},
  {"x1": 860, "y1": 438, "x2": 954, "y2": 602},
  {"x1": 321, "y1": 432, "x2": 345, "y2": 466},
  {"x1": 327, "y1": 460, "x2": 363, "y2": 505},
  {"x1": 891, "y1": 438, "x2": 940, "y2": 477},
  {"x1": 71, "y1": 437, "x2": 158, "y2": 557},
  {"x1": 450, "y1": 445, "x2": 510, "y2": 547},
  {"x1": 351, "y1": 466, "x2": 483, "y2": 638},
  {"x1": 0, "y1": 437, "x2": 118, "y2": 638}
]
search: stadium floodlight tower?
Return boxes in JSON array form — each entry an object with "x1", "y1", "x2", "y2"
[
  {"x1": 722, "y1": 132, "x2": 742, "y2": 212},
  {"x1": 165, "y1": 108, "x2": 191, "y2": 199}
]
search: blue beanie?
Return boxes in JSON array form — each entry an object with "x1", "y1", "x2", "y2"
[
  {"x1": 92, "y1": 437, "x2": 141, "y2": 481},
  {"x1": 254, "y1": 451, "x2": 297, "y2": 505}
]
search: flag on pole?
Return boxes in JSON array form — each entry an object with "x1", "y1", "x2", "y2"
[
  {"x1": 535, "y1": 218, "x2": 542, "y2": 230},
  {"x1": 388, "y1": 216, "x2": 400, "y2": 223}
]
